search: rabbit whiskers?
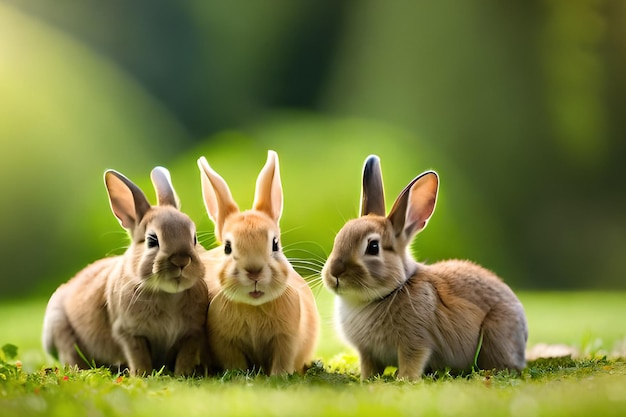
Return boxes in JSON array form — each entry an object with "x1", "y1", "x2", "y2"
[
  {"x1": 287, "y1": 260, "x2": 325, "y2": 296},
  {"x1": 196, "y1": 230, "x2": 216, "y2": 248},
  {"x1": 115, "y1": 273, "x2": 171, "y2": 315},
  {"x1": 116, "y1": 279, "x2": 152, "y2": 314},
  {"x1": 284, "y1": 248, "x2": 326, "y2": 296},
  {"x1": 287, "y1": 258, "x2": 324, "y2": 279}
]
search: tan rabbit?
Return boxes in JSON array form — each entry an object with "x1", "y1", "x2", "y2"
[
  {"x1": 42, "y1": 167, "x2": 209, "y2": 376},
  {"x1": 197, "y1": 150, "x2": 319, "y2": 375},
  {"x1": 322, "y1": 155, "x2": 527, "y2": 381}
]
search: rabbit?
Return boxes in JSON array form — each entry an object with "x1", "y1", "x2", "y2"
[
  {"x1": 197, "y1": 150, "x2": 320, "y2": 376},
  {"x1": 321, "y1": 155, "x2": 528, "y2": 381},
  {"x1": 42, "y1": 167, "x2": 209, "y2": 376}
]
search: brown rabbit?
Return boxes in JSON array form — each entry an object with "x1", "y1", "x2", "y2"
[
  {"x1": 322, "y1": 155, "x2": 527, "y2": 380},
  {"x1": 198, "y1": 150, "x2": 319, "y2": 375},
  {"x1": 42, "y1": 167, "x2": 209, "y2": 376}
]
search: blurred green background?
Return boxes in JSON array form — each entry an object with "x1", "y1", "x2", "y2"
[{"x1": 1, "y1": 0, "x2": 625, "y2": 301}]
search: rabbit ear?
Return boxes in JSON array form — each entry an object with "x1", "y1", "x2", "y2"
[
  {"x1": 252, "y1": 150, "x2": 283, "y2": 222},
  {"x1": 360, "y1": 155, "x2": 386, "y2": 217},
  {"x1": 150, "y1": 166, "x2": 180, "y2": 208},
  {"x1": 387, "y1": 171, "x2": 439, "y2": 241},
  {"x1": 197, "y1": 156, "x2": 239, "y2": 241},
  {"x1": 104, "y1": 170, "x2": 152, "y2": 230}
]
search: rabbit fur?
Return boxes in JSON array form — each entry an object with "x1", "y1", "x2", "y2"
[
  {"x1": 42, "y1": 167, "x2": 209, "y2": 376},
  {"x1": 198, "y1": 150, "x2": 320, "y2": 375},
  {"x1": 322, "y1": 155, "x2": 527, "y2": 380}
]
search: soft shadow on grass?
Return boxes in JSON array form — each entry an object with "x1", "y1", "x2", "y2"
[
  {"x1": 1, "y1": 346, "x2": 625, "y2": 417},
  {"x1": 1, "y1": 292, "x2": 625, "y2": 417}
]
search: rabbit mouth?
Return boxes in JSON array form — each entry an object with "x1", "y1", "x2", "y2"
[
  {"x1": 148, "y1": 271, "x2": 194, "y2": 294},
  {"x1": 170, "y1": 275, "x2": 184, "y2": 286},
  {"x1": 249, "y1": 282, "x2": 265, "y2": 299},
  {"x1": 166, "y1": 272, "x2": 185, "y2": 284},
  {"x1": 321, "y1": 272, "x2": 341, "y2": 293},
  {"x1": 158, "y1": 277, "x2": 186, "y2": 293}
]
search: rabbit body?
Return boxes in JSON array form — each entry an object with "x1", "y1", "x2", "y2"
[
  {"x1": 202, "y1": 214, "x2": 319, "y2": 375},
  {"x1": 43, "y1": 257, "x2": 124, "y2": 368},
  {"x1": 207, "y1": 265, "x2": 317, "y2": 374},
  {"x1": 335, "y1": 252, "x2": 526, "y2": 379},
  {"x1": 42, "y1": 169, "x2": 209, "y2": 376},
  {"x1": 323, "y1": 156, "x2": 527, "y2": 380},
  {"x1": 198, "y1": 152, "x2": 320, "y2": 375}
]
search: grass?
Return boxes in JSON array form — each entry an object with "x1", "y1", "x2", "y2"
[{"x1": 1, "y1": 291, "x2": 625, "y2": 416}]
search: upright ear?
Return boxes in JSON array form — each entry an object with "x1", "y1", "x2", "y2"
[
  {"x1": 197, "y1": 156, "x2": 239, "y2": 241},
  {"x1": 104, "y1": 170, "x2": 152, "y2": 230},
  {"x1": 387, "y1": 171, "x2": 439, "y2": 241},
  {"x1": 252, "y1": 150, "x2": 283, "y2": 222},
  {"x1": 150, "y1": 166, "x2": 180, "y2": 208},
  {"x1": 360, "y1": 155, "x2": 386, "y2": 217}
]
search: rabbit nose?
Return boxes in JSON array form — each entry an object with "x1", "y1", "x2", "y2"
[
  {"x1": 245, "y1": 267, "x2": 263, "y2": 281},
  {"x1": 170, "y1": 254, "x2": 191, "y2": 268},
  {"x1": 329, "y1": 259, "x2": 346, "y2": 278}
]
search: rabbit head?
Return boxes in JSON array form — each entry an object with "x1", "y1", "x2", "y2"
[
  {"x1": 322, "y1": 155, "x2": 439, "y2": 305},
  {"x1": 198, "y1": 151, "x2": 290, "y2": 306},
  {"x1": 105, "y1": 167, "x2": 205, "y2": 294}
]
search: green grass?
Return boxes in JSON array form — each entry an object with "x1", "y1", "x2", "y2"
[{"x1": 1, "y1": 292, "x2": 626, "y2": 416}]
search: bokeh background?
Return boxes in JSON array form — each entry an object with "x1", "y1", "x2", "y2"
[{"x1": 1, "y1": 0, "x2": 625, "y2": 301}]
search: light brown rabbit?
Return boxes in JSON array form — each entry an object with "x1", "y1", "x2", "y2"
[
  {"x1": 197, "y1": 150, "x2": 319, "y2": 375},
  {"x1": 322, "y1": 155, "x2": 527, "y2": 381},
  {"x1": 42, "y1": 167, "x2": 209, "y2": 376}
]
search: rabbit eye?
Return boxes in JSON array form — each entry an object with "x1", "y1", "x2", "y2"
[
  {"x1": 365, "y1": 239, "x2": 380, "y2": 256},
  {"x1": 224, "y1": 240, "x2": 232, "y2": 255},
  {"x1": 272, "y1": 236, "x2": 279, "y2": 252},
  {"x1": 193, "y1": 234, "x2": 198, "y2": 246},
  {"x1": 146, "y1": 233, "x2": 159, "y2": 249}
]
